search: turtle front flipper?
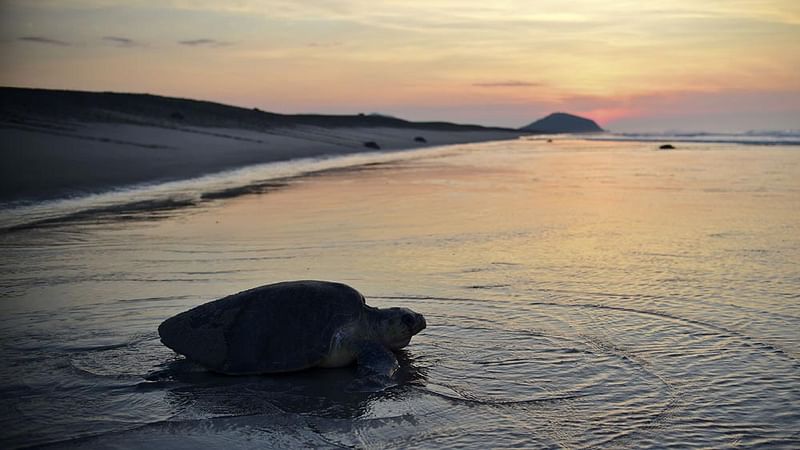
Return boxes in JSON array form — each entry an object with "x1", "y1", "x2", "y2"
[
  {"x1": 347, "y1": 341, "x2": 400, "y2": 393},
  {"x1": 355, "y1": 341, "x2": 399, "y2": 378}
]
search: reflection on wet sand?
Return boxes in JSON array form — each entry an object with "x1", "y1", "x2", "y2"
[{"x1": 2, "y1": 139, "x2": 799, "y2": 448}]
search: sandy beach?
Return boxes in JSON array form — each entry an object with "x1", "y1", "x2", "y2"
[
  {"x1": 0, "y1": 88, "x2": 522, "y2": 203},
  {"x1": 1, "y1": 138, "x2": 798, "y2": 448}
]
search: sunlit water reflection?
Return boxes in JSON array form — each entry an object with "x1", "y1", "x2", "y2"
[{"x1": 1, "y1": 139, "x2": 799, "y2": 448}]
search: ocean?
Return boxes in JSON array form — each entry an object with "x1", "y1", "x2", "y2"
[{"x1": 1, "y1": 136, "x2": 799, "y2": 448}]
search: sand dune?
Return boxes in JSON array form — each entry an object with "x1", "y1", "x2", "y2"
[{"x1": 0, "y1": 88, "x2": 522, "y2": 202}]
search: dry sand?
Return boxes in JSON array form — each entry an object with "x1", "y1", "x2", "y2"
[
  {"x1": 0, "y1": 120, "x2": 520, "y2": 203},
  {"x1": 0, "y1": 87, "x2": 525, "y2": 203}
]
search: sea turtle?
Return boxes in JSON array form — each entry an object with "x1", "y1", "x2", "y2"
[{"x1": 158, "y1": 280, "x2": 426, "y2": 376}]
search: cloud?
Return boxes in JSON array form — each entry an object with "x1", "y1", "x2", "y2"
[
  {"x1": 103, "y1": 36, "x2": 140, "y2": 47},
  {"x1": 17, "y1": 36, "x2": 70, "y2": 46},
  {"x1": 307, "y1": 42, "x2": 343, "y2": 48},
  {"x1": 178, "y1": 39, "x2": 231, "y2": 47},
  {"x1": 473, "y1": 81, "x2": 543, "y2": 88}
]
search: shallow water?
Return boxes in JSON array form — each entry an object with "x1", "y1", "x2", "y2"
[{"x1": 1, "y1": 139, "x2": 799, "y2": 448}]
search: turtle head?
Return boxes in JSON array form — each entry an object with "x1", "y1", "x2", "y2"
[{"x1": 372, "y1": 307, "x2": 427, "y2": 350}]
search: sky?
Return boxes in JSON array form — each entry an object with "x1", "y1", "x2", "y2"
[{"x1": 1, "y1": 0, "x2": 799, "y2": 132}]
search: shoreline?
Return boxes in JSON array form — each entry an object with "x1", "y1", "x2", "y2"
[
  {"x1": 1, "y1": 87, "x2": 524, "y2": 204},
  {"x1": 0, "y1": 121, "x2": 522, "y2": 204},
  {"x1": 0, "y1": 139, "x2": 510, "y2": 232},
  {"x1": 1, "y1": 129, "x2": 797, "y2": 449}
]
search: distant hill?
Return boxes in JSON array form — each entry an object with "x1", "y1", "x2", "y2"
[
  {"x1": 0, "y1": 87, "x2": 515, "y2": 133},
  {"x1": 520, "y1": 112, "x2": 603, "y2": 133}
]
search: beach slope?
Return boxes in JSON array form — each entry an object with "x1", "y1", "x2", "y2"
[{"x1": 1, "y1": 87, "x2": 522, "y2": 202}]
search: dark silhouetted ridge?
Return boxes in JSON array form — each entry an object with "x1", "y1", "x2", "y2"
[
  {"x1": 520, "y1": 112, "x2": 603, "y2": 133},
  {"x1": 0, "y1": 87, "x2": 513, "y2": 132}
]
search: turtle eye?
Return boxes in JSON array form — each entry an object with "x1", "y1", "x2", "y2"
[{"x1": 401, "y1": 314, "x2": 415, "y2": 327}]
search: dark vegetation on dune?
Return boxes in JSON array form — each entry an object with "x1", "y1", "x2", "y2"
[{"x1": 0, "y1": 87, "x2": 514, "y2": 132}]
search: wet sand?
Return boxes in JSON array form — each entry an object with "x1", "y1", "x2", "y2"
[{"x1": 1, "y1": 138, "x2": 799, "y2": 448}]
